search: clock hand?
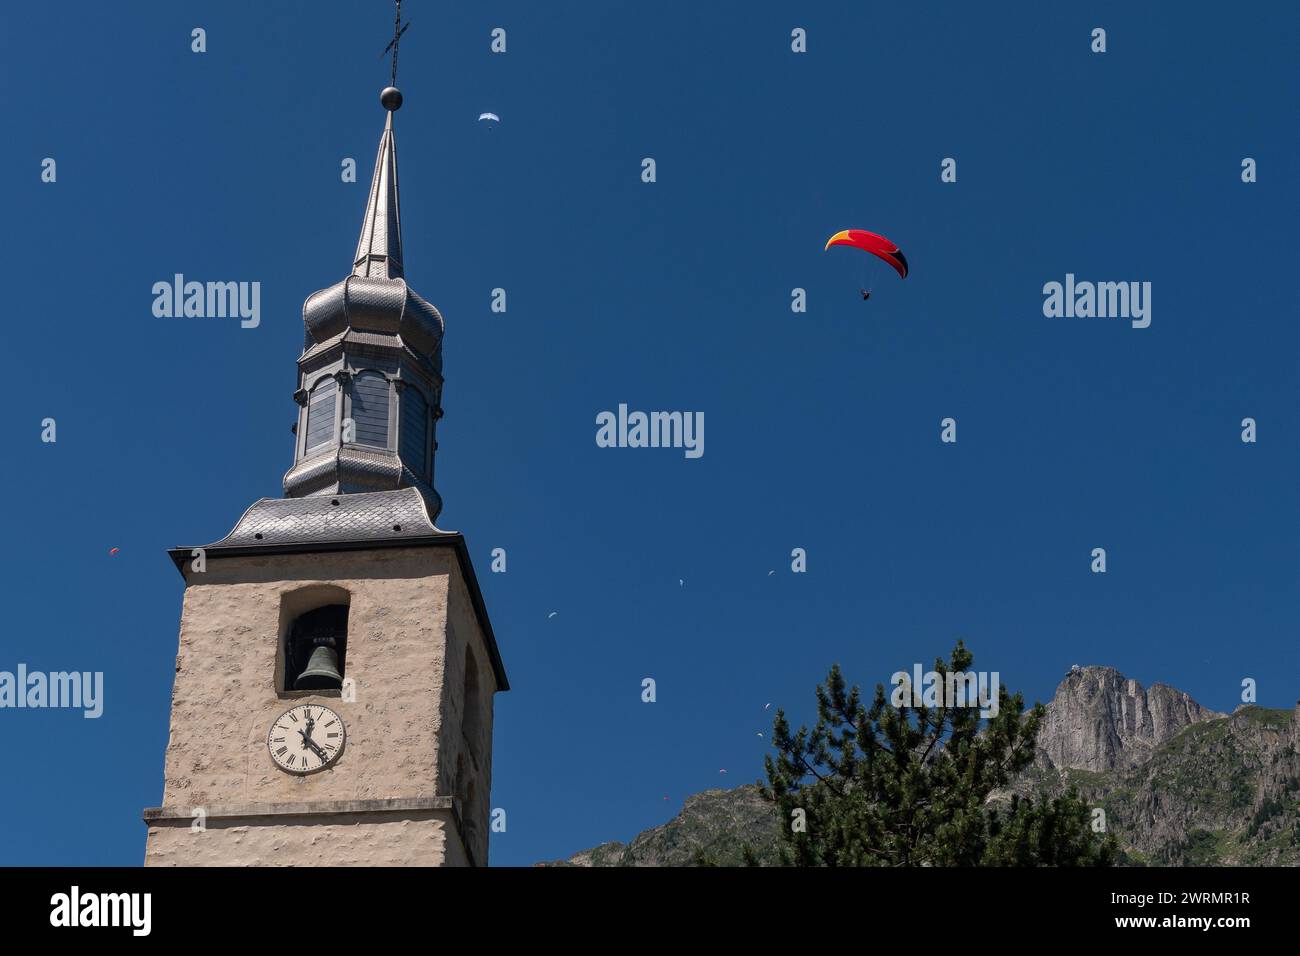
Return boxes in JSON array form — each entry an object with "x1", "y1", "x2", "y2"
[{"x1": 298, "y1": 729, "x2": 328, "y2": 762}]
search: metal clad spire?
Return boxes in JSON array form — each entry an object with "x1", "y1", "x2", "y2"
[
  {"x1": 353, "y1": 105, "x2": 403, "y2": 279},
  {"x1": 283, "y1": 7, "x2": 443, "y2": 517},
  {"x1": 356, "y1": 2, "x2": 410, "y2": 279}
]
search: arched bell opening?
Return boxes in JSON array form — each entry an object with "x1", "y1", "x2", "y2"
[{"x1": 276, "y1": 586, "x2": 351, "y2": 695}]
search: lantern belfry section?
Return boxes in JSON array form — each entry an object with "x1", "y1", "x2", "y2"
[{"x1": 143, "y1": 87, "x2": 508, "y2": 868}]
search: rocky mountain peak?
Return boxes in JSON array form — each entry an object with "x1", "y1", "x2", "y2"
[
  {"x1": 1035, "y1": 665, "x2": 1222, "y2": 772},
  {"x1": 544, "y1": 668, "x2": 1299, "y2": 866}
]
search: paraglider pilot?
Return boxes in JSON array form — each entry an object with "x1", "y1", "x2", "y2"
[{"x1": 825, "y1": 229, "x2": 908, "y2": 302}]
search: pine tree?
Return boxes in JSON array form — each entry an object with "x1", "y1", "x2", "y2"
[{"x1": 761, "y1": 641, "x2": 1116, "y2": 866}]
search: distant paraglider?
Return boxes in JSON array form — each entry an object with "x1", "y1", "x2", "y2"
[
  {"x1": 824, "y1": 228, "x2": 908, "y2": 300},
  {"x1": 478, "y1": 112, "x2": 500, "y2": 125},
  {"x1": 824, "y1": 229, "x2": 908, "y2": 278}
]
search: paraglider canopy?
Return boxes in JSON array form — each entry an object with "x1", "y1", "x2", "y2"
[
  {"x1": 824, "y1": 229, "x2": 909, "y2": 280},
  {"x1": 478, "y1": 112, "x2": 500, "y2": 123}
]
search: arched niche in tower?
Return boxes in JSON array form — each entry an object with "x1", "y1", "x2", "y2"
[
  {"x1": 455, "y1": 644, "x2": 485, "y2": 858},
  {"x1": 463, "y1": 644, "x2": 483, "y2": 753},
  {"x1": 274, "y1": 585, "x2": 352, "y2": 696}
]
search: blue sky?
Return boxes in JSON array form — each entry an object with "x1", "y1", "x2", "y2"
[{"x1": 0, "y1": 1, "x2": 1296, "y2": 866}]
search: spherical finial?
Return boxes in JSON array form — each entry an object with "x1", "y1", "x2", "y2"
[{"x1": 380, "y1": 87, "x2": 403, "y2": 111}]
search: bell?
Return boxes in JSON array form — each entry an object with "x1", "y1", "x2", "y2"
[{"x1": 295, "y1": 644, "x2": 343, "y2": 690}]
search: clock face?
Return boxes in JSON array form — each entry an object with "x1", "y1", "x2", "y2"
[{"x1": 267, "y1": 704, "x2": 346, "y2": 775}]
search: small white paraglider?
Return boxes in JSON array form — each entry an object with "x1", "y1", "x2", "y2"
[{"x1": 478, "y1": 112, "x2": 500, "y2": 125}]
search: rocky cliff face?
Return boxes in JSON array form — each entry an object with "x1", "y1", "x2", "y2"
[
  {"x1": 1034, "y1": 666, "x2": 1222, "y2": 772},
  {"x1": 545, "y1": 669, "x2": 1300, "y2": 866},
  {"x1": 1019, "y1": 702, "x2": 1300, "y2": 864}
]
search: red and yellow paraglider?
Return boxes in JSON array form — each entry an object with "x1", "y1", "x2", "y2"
[{"x1": 824, "y1": 229, "x2": 909, "y2": 279}]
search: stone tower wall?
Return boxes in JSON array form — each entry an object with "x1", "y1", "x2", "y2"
[{"x1": 144, "y1": 545, "x2": 497, "y2": 866}]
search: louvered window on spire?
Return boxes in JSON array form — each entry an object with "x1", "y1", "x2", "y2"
[
  {"x1": 304, "y1": 379, "x2": 338, "y2": 453},
  {"x1": 350, "y1": 372, "x2": 391, "y2": 448},
  {"x1": 400, "y1": 386, "x2": 429, "y2": 479}
]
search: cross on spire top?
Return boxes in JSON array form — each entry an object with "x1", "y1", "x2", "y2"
[{"x1": 380, "y1": 0, "x2": 411, "y2": 88}]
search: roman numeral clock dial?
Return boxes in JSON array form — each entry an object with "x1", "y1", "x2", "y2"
[{"x1": 267, "y1": 704, "x2": 346, "y2": 775}]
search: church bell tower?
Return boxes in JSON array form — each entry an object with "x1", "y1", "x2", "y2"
[{"x1": 144, "y1": 84, "x2": 508, "y2": 867}]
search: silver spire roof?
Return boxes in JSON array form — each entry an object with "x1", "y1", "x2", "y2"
[
  {"x1": 353, "y1": 110, "x2": 403, "y2": 279},
  {"x1": 282, "y1": 87, "x2": 446, "y2": 515}
]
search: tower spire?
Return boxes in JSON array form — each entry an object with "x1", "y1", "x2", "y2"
[
  {"x1": 353, "y1": 91, "x2": 404, "y2": 280},
  {"x1": 287, "y1": 81, "x2": 445, "y2": 517}
]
